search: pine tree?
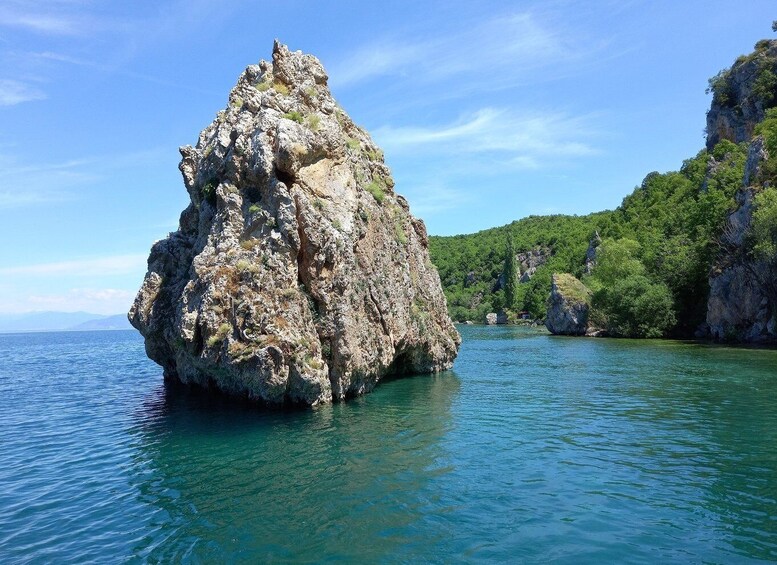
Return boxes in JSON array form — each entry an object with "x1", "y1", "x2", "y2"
[{"x1": 503, "y1": 237, "x2": 519, "y2": 310}]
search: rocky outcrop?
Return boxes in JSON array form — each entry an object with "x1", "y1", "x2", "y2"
[
  {"x1": 584, "y1": 231, "x2": 601, "y2": 275},
  {"x1": 545, "y1": 274, "x2": 592, "y2": 336},
  {"x1": 518, "y1": 247, "x2": 550, "y2": 283},
  {"x1": 707, "y1": 183, "x2": 776, "y2": 342},
  {"x1": 704, "y1": 40, "x2": 777, "y2": 344},
  {"x1": 129, "y1": 41, "x2": 460, "y2": 406},
  {"x1": 706, "y1": 40, "x2": 777, "y2": 150},
  {"x1": 493, "y1": 246, "x2": 550, "y2": 290}
]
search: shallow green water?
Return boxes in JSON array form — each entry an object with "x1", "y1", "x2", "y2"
[{"x1": 0, "y1": 326, "x2": 776, "y2": 563}]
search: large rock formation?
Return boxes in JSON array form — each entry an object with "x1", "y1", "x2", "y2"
[
  {"x1": 706, "y1": 39, "x2": 777, "y2": 150},
  {"x1": 545, "y1": 273, "x2": 592, "y2": 336},
  {"x1": 703, "y1": 39, "x2": 777, "y2": 344},
  {"x1": 129, "y1": 41, "x2": 460, "y2": 406}
]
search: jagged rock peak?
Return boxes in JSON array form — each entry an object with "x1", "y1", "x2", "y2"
[{"x1": 129, "y1": 42, "x2": 461, "y2": 406}]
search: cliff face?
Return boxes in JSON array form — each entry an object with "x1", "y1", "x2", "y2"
[
  {"x1": 703, "y1": 37, "x2": 777, "y2": 343},
  {"x1": 706, "y1": 138, "x2": 776, "y2": 342},
  {"x1": 130, "y1": 41, "x2": 460, "y2": 406},
  {"x1": 706, "y1": 40, "x2": 777, "y2": 150}
]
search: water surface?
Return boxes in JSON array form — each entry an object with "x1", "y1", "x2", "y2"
[{"x1": 0, "y1": 327, "x2": 776, "y2": 563}]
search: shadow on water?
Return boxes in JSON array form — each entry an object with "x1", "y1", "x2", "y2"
[{"x1": 128, "y1": 371, "x2": 461, "y2": 562}]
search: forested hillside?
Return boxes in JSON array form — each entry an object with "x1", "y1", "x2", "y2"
[
  {"x1": 430, "y1": 35, "x2": 777, "y2": 341},
  {"x1": 429, "y1": 142, "x2": 746, "y2": 333}
]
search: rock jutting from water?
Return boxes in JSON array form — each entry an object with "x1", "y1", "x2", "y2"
[
  {"x1": 545, "y1": 273, "x2": 593, "y2": 336},
  {"x1": 129, "y1": 41, "x2": 461, "y2": 406}
]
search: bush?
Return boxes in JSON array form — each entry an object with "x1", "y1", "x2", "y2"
[
  {"x1": 753, "y1": 68, "x2": 777, "y2": 108},
  {"x1": 283, "y1": 111, "x2": 304, "y2": 124},
  {"x1": 201, "y1": 180, "x2": 217, "y2": 205},
  {"x1": 592, "y1": 275, "x2": 676, "y2": 338},
  {"x1": 365, "y1": 181, "x2": 385, "y2": 203},
  {"x1": 751, "y1": 187, "x2": 777, "y2": 260},
  {"x1": 707, "y1": 69, "x2": 736, "y2": 107},
  {"x1": 207, "y1": 323, "x2": 232, "y2": 347}
]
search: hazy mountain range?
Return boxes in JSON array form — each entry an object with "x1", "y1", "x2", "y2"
[{"x1": 0, "y1": 312, "x2": 132, "y2": 333}]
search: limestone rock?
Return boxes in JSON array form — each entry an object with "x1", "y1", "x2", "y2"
[
  {"x1": 584, "y1": 231, "x2": 601, "y2": 275},
  {"x1": 743, "y1": 136, "x2": 767, "y2": 187},
  {"x1": 493, "y1": 246, "x2": 550, "y2": 290},
  {"x1": 545, "y1": 273, "x2": 592, "y2": 336},
  {"x1": 706, "y1": 40, "x2": 777, "y2": 150},
  {"x1": 706, "y1": 186, "x2": 776, "y2": 343},
  {"x1": 485, "y1": 313, "x2": 497, "y2": 325},
  {"x1": 129, "y1": 41, "x2": 460, "y2": 406}
]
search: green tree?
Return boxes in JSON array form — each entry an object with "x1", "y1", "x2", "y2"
[
  {"x1": 752, "y1": 187, "x2": 777, "y2": 259},
  {"x1": 593, "y1": 275, "x2": 676, "y2": 338},
  {"x1": 750, "y1": 187, "x2": 777, "y2": 312},
  {"x1": 589, "y1": 238, "x2": 644, "y2": 287},
  {"x1": 503, "y1": 237, "x2": 519, "y2": 310}
]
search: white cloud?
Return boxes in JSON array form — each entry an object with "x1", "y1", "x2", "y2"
[
  {"x1": 374, "y1": 107, "x2": 599, "y2": 167},
  {"x1": 0, "y1": 79, "x2": 45, "y2": 106},
  {"x1": 329, "y1": 11, "x2": 599, "y2": 89},
  {"x1": 0, "y1": 254, "x2": 147, "y2": 277}
]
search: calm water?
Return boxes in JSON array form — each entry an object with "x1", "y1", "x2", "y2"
[{"x1": 0, "y1": 326, "x2": 776, "y2": 563}]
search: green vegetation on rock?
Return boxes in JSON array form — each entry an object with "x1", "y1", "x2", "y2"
[{"x1": 554, "y1": 273, "x2": 591, "y2": 305}]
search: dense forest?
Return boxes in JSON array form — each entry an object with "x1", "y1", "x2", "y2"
[{"x1": 429, "y1": 36, "x2": 777, "y2": 339}]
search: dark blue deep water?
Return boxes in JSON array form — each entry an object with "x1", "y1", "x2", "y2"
[{"x1": 1, "y1": 326, "x2": 776, "y2": 563}]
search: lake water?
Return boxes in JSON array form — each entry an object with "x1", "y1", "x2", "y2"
[{"x1": 0, "y1": 326, "x2": 776, "y2": 563}]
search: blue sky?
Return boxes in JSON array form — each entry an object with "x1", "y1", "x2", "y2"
[{"x1": 0, "y1": 0, "x2": 774, "y2": 315}]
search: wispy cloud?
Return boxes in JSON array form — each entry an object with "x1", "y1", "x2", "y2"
[
  {"x1": 0, "y1": 11, "x2": 79, "y2": 35},
  {"x1": 30, "y1": 51, "x2": 219, "y2": 95},
  {"x1": 375, "y1": 108, "x2": 599, "y2": 169},
  {"x1": 0, "y1": 254, "x2": 147, "y2": 277},
  {"x1": 0, "y1": 79, "x2": 45, "y2": 106},
  {"x1": 0, "y1": 146, "x2": 169, "y2": 208},
  {"x1": 403, "y1": 183, "x2": 471, "y2": 217},
  {"x1": 329, "y1": 12, "x2": 602, "y2": 90}
]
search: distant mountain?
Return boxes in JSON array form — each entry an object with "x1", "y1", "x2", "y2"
[
  {"x1": 68, "y1": 314, "x2": 132, "y2": 331},
  {"x1": 0, "y1": 312, "x2": 131, "y2": 333}
]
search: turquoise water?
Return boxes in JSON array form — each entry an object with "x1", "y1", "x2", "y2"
[{"x1": 0, "y1": 326, "x2": 776, "y2": 563}]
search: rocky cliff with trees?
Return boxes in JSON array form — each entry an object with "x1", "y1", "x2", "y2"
[
  {"x1": 430, "y1": 35, "x2": 777, "y2": 343},
  {"x1": 130, "y1": 42, "x2": 460, "y2": 406}
]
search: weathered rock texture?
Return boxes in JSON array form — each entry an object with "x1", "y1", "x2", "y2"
[
  {"x1": 584, "y1": 231, "x2": 601, "y2": 275},
  {"x1": 545, "y1": 273, "x2": 592, "y2": 336},
  {"x1": 706, "y1": 140, "x2": 776, "y2": 342},
  {"x1": 129, "y1": 41, "x2": 460, "y2": 406},
  {"x1": 706, "y1": 40, "x2": 777, "y2": 150}
]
